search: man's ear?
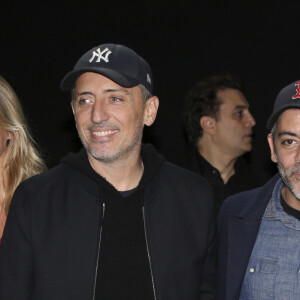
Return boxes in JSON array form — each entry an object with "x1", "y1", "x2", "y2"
[
  {"x1": 267, "y1": 133, "x2": 277, "y2": 163},
  {"x1": 71, "y1": 101, "x2": 75, "y2": 116},
  {"x1": 200, "y1": 116, "x2": 216, "y2": 135},
  {"x1": 144, "y1": 96, "x2": 159, "y2": 126}
]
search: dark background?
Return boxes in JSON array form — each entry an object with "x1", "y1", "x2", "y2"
[{"x1": 1, "y1": 1, "x2": 299, "y2": 182}]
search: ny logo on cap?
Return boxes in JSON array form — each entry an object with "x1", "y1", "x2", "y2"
[
  {"x1": 89, "y1": 47, "x2": 112, "y2": 63},
  {"x1": 292, "y1": 82, "x2": 300, "y2": 99},
  {"x1": 147, "y1": 74, "x2": 151, "y2": 84}
]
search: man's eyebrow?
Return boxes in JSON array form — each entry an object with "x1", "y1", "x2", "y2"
[
  {"x1": 75, "y1": 88, "x2": 131, "y2": 96},
  {"x1": 233, "y1": 105, "x2": 248, "y2": 110},
  {"x1": 104, "y1": 88, "x2": 131, "y2": 94},
  {"x1": 75, "y1": 91, "x2": 95, "y2": 97},
  {"x1": 278, "y1": 131, "x2": 297, "y2": 137}
]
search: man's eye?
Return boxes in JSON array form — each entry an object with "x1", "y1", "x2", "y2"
[
  {"x1": 78, "y1": 98, "x2": 93, "y2": 105},
  {"x1": 283, "y1": 139, "x2": 295, "y2": 145},
  {"x1": 236, "y1": 110, "x2": 244, "y2": 118},
  {"x1": 111, "y1": 97, "x2": 122, "y2": 102}
]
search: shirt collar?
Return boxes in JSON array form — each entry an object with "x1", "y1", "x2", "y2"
[{"x1": 264, "y1": 178, "x2": 300, "y2": 230}]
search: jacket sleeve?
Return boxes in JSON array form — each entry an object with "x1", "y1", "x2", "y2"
[
  {"x1": 0, "y1": 185, "x2": 34, "y2": 299},
  {"x1": 216, "y1": 198, "x2": 230, "y2": 300},
  {"x1": 200, "y1": 206, "x2": 217, "y2": 300}
]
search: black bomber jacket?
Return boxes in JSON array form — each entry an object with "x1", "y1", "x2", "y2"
[{"x1": 0, "y1": 144, "x2": 217, "y2": 300}]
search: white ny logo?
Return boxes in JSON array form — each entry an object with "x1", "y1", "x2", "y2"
[
  {"x1": 147, "y1": 74, "x2": 151, "y2": 84},
  {"x1": 89, "y1": 47, "x2": 112, "y2": 63}
]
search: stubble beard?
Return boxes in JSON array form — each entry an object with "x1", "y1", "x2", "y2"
[
  {"x1": 278, "y1": 162, "x2": 300, "y2": 201},
  {"x1": 77, "y1": 119, "x2": 144, "y2": 164}
]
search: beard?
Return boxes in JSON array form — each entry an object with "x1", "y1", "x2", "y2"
[
  {"x1": 277, "y1": 162, "x2": 300, "y2": 201},
  {"x1": 85, "y1": 130, "x2": 143, "y2": 164},
  {"x1": 77, "y1": 118, "x2": 144, "y2": 164}
]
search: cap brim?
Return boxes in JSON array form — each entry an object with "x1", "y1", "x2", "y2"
[
  {"x1": 60, "y1": 67, "x2": 140, "y2": 91},
  {"x1": 267, "y1": 103, "x2": 300, "y2": 131}
]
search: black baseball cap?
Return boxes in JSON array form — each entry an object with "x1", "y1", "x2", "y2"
[
  {"x1": 60, "y1": 43, "x2": 153, "y2": 93},
  {"x1": 267, "y1": 80, "x2": 300, "y2": 131}
]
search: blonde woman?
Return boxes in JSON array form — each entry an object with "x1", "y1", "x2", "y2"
[{"x1": 0, "y1": 76, "x2": 46, "y2": 241}]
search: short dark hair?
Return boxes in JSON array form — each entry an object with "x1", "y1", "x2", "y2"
[{"x1": 183, "y1": 72, "x2": 243, "y2": 144}]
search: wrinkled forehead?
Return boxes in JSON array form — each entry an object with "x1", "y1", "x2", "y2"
[{"x1": 72, "y1": 72, "x2": 144, "y2": 104}]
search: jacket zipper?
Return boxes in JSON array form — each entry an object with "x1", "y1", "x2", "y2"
[
  {"x1": 142, "y1": 207, "x2": 158, "y2": 300},
  {"x1": 92, "y1": 202, "x2": 105, "y2": 300}
]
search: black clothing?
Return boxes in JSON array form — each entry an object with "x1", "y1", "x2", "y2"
[
  {"x1": 281, "y1": 195, "x2": 300, "y2": 221},
  {"x1": 96, "y1": 189, "x2": 154, "y2": 300},
  {"x1": 67, "y1": 147, "x2": 163, "y2": 300},
  {"x1": 0, "y1": 144, "x2": 217, "y2": 300},
  {"x1": 182, "y1": 145, "x2": 264, "y2": 212}
]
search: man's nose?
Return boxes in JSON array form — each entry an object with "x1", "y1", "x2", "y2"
[
  {"x1": 247, "y1": 112, "x2": 256, "y2": 127},
  {"x1": 91, "y1": 100, "x2": 109, "y2": 123},
  {"x1": 295, "y1": 147, "x2": 300, "y2": 163}
]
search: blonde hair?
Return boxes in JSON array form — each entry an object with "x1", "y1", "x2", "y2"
[{"x1": 0, "y1": 76, "x2": 46, "y2": 214}]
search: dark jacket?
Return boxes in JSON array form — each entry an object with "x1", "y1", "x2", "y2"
[
  {"x1": 217, "y1": 174, "x2": 280, "y2": 300},
  {"x1": 0, "y1": 144, "x2": 217, "y2": 300}
]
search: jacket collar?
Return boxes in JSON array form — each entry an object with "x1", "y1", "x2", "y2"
[
  {"x1": 234, "y1": 174, "x2": 280, "y2": 219},
  {"x1": 225, "y1": 173, "x2": 280, "y2": 300}
]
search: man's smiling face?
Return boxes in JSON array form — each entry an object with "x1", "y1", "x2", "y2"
[{"x1": 72, "y1": 72, "x2": 146, "y2": 164}]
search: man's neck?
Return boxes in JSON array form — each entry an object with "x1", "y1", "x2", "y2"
[
  {"x1": 87, "y1": 150, "x2": 144, "y2": 191},
  {"x1": 197, "y1": 141, "x2": 238, "y2": 184},
  {"x1": 282, "y1": 186, "x2": 300, "y2": 211}
]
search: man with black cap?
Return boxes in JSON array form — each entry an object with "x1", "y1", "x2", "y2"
[
  {"x1": 217, "y1": 80, "x2": 300, "y2": 299},
  {"x1": 0, "y1": 43, "x2": 217, "y2": 299}
]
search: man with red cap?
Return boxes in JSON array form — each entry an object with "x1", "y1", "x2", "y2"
[{"x1": 217, "y1": 80, "x2": 300, "y2": 299}]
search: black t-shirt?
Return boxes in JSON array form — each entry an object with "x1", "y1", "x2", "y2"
[
  {"x1": 95, "y1": 187, "x2": 155, "y2": 300},
  {"x1": 281, "y1": 195, "x2": 300, "y2": 221}
]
